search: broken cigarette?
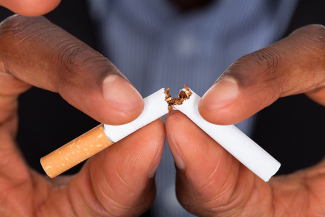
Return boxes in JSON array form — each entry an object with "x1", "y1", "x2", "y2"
[
  {"x1": 41, "y1": 85, "x2": 280, "y2": 182},
  {"x1": 174, "y1": 88, "x2": 280, "y2": 182},
  {"x1": 41, "y1": 88, "x2": 168, "y2": 178}
]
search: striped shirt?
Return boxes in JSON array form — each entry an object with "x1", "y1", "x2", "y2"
[{"x1": 89, "y1": 0, "x2": 298, "y2": 216}]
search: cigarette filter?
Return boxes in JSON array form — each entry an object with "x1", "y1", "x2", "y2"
[
  {"x1": 41, "y1": 88, "x2": 168, "y2": 178},
  {"x1": 41, "y1": 125, "x2": 113, "y2": 178},
  {"x1": 174, "y1": 90, "x2": 280, "y2": 182}
]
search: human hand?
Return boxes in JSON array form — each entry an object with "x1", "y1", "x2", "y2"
[
  {"x1": 0, "y1": 15, "x2": 165, "y2": 216},
  {"x1": 166, "y1": 25, "x2": 325, "y2": 216},
  {"x1": 0, "y1": 0, "x2": 60, "y2": 16}
]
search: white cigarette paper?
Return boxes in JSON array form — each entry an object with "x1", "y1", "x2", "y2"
[
  {"x1": 42, "y1": 87, "x2": 280, "y2": 181},
  {"x1": 103, "y1": 88, "x2": 169, "y2": 142},
  {"x1": 41, "y1": 88, "x2": 168, "y2": 177},
  {"x1": 174, "y1": 90, "x2": 280, "y2": 182}
]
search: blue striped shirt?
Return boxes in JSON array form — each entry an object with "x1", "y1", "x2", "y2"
[{"x1": 89, "y1": 0, "x2": 298, "y2": 216}]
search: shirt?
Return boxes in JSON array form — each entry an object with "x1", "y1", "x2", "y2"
[{"x1": 88, "y1": 0, "x2": 298, "y2": 216}]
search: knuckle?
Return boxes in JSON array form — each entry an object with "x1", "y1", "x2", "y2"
[
  {"x1": 0, "y1": 15, "x2": 48, "y2": 48},
  {"x1": 56, "y1": 42, "x2": 120, "y2": 90},
  {"x1": 58, "y1": 43, "x2": 110, "y2": 75},
  {"x1": 222, "y1": 48, "x2": 286, "y2": 104},
  {"x1": 294, "y1": 24, "x2": 325, "y2": 37},
  {"x1": 225, "y1": 48, "x2": 285, "y2": 88},
  {"x1": 0, "y1": 15, "x2": 27, "y2": 36},
  {"x1": 248, "y1": 49, "x2": 283, "y2": 73},
  {"x1": 0, "y1": 15, "x2": 123, "y2": 96},
  {"x1": 57, "y1": 43, "x2": 92, "y2": 76}
]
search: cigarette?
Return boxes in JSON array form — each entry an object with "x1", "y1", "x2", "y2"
[
  {"x1": 41, "y1": 88, "x2": 168, "y2": 178},
  {"x1": 174, "y1": 89, "x2": 280, "y2": 182},
  {"x1": 41, "y1": 86, "x2": 280, "y2": 182}
]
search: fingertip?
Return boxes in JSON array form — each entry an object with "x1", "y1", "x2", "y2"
[
  {"x1": 165, "y1": 110, "x2": 186, "y2": 131},
  {"x1": 166, "y1": 110, "x2": 243, "y2": 216},
  {"x1": 198, "y1": 108, "x2": 225, "y2": 124},
  {"x1": 165, "y1": 109, "x2": 179, "y2": 120},
  {"x1": 0, "y1": 0, "x2": 61, "y2": 16},
  {"x1": 62, "y1": 73, "x2": 144, "y2": 126},
  {"x1": 98, "y1": 118, "x2": 165, "y2": 185},
  {"x1": 101, "y1": 74, "x2": 144, "y2": 125},
  {"x1": 103, "y1": 74, "x2": 144, "y2": 112},
  {"x1": 166, "y1": 110, "x2": 218, "y2": 170},
  {"x1": 165, "y1": 111, "x2": 188, "y2": 169},
  {"x1": 200, "y1": 77, "x2": 239, "y2": 110},
  {"x1": 166, "y1": 108, "x2": 233, "y2": 183},
  {"x1": 198, "y1": 99, "x2": 256, "y2": 125},
  {"x1": 198, "y1": 77, "x2": 240, "y2": 125}
]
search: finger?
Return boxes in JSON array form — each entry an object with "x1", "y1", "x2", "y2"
[
  {"x1": 36, "y1": 119, "x2": 165, "y2": 217},
  {"x1": 0, "y1": 15, "x2": 143, "y2": 125},
  {"x1": 306, "y1": 87, "x2": 325, "y2": 107},
  {"x1": 0, "y1": 0, "x2": 60, "y2": 16},
  {"x1": 0, "y1": 71, "x2": 30, "y2": 121},
  {"x1": 165, "y1": 111, "x2": 273, "y2": 216},
  {"x1": 198, "y1": 24, "x2": 325, "y2": 125}
]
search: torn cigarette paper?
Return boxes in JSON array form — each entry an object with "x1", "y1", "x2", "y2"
[
  {"x1": 174, "y1": 89, "x2": 280, "y2": 182},
  {"x1": 41, "y1": 87, "x2": 280, "y2": 181}
]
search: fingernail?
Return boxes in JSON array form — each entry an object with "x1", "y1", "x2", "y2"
[
  {"x1": 103, "y1": 74, "x2": 143, "y2": 111},
  {"x1": 168, "y1": 128, "x2": 186, "y2": 170},
  {"x1": 148, "y1": 138, "x2": 164, "y2": 178},
  {"x1": 200, "y1": 77, "x2": 239, "y2": 110}
]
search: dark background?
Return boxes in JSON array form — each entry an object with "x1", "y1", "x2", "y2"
[{"x1": 1, "y1": 0, "x2": 325, "y2": 216}]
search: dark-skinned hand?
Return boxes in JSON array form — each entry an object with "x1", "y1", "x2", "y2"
[
  {"x1": 3, "y1": 1, "x2": 325, "y2": 216},
  {"x1": 166, "y1": 24, "x2": 325, "y2": 216},
  {"x1": 0, "y1": 14, "x2": 165, "y2": 217}
]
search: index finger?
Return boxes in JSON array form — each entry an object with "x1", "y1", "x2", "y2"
[{"x1": 0, "y1": 15, "x2": 144, "y2": 125}]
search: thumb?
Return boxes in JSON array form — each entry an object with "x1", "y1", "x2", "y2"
[
  {"x1": 199, "y1": 24, "x2": 325, "y2": 125},
  {"x1": 0, "y1": 15, "x2": 143, "y2": 125}
]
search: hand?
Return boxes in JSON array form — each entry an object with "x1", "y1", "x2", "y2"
[
  {"x1": 0, "y1": 0, "x2": 60, "y2": 16},
  {"x1": 0, "y1": 15, "x2": 165, "y2": 216},
  {"x1": 166, "y1": 24, "x2": 325, "y2": 216}
]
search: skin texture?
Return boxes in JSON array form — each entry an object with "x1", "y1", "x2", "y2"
[
  {"x1": 198, "y1": 25, "x2": 325, "y2": 125},
  {"x1": 0, "y1": 15, "x2": 144, "y2": 126},
  {"x1": 2, "y1": 1, "x2": 325, "y2": 216},
  {"x1": 165, "y1": 24, "x2": 325, "y2": 216},
  {"x1": 0, "y1": 15, "x2": 165, "y2": 217}
]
